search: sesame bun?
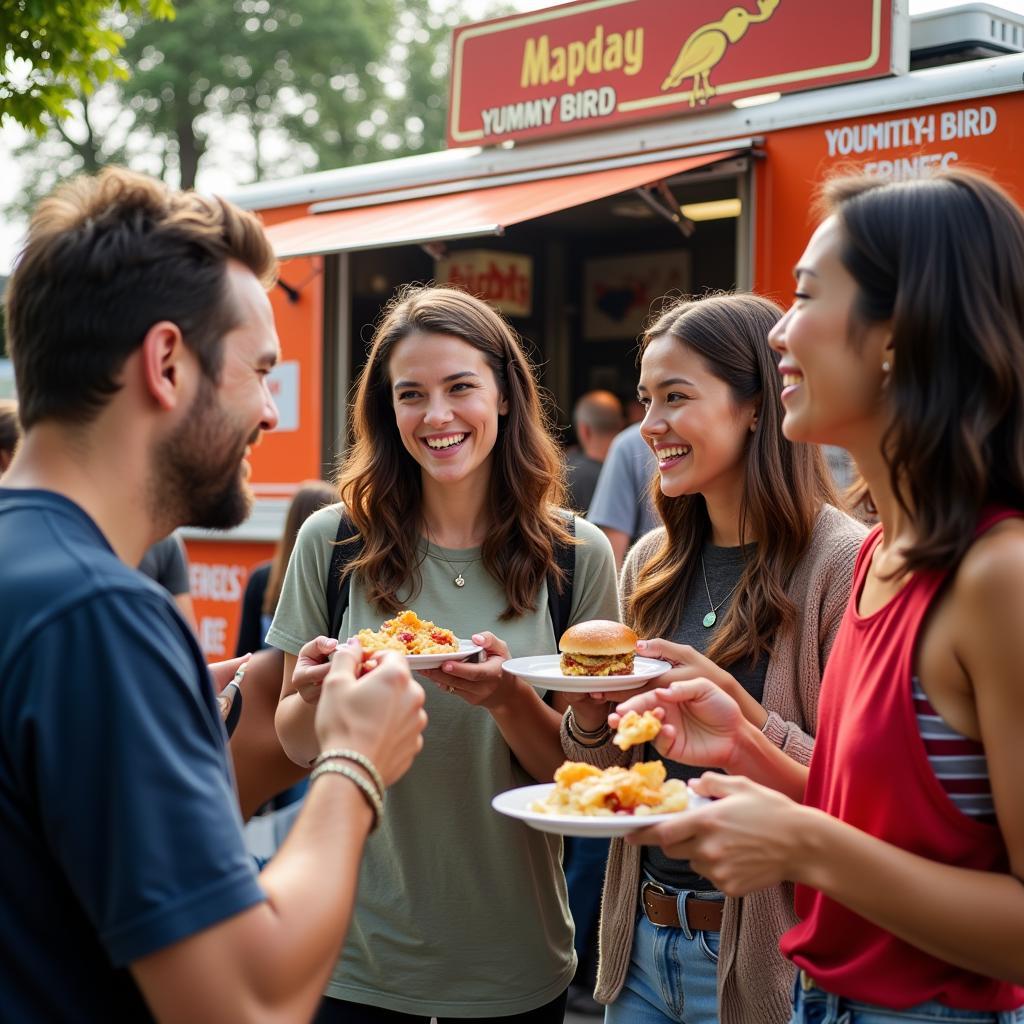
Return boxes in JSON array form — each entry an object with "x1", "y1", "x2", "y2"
[{"x1": 559, "y1": 620, "x2": 637, "y2": 657}]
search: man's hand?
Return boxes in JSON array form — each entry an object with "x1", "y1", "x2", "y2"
[
  {"x1": 209, "y1": 653, "x2": 251, "y2": 692},
  {"x1": 209, "y1": 653, "x2": 250, "y2": 723},
  {"x1": 315, "y1": 645, "x2": 427, "y2": 787}
]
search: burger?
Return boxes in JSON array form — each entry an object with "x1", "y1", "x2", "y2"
[{"x1": 559, "y1": 620, "x2": 638, "y2": 677}]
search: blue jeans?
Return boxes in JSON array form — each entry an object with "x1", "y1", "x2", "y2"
[
  {"x1": 790, "y1": 973, "x2": 1024, "y2": 1024},
  {"x1": 605, "y1": 886, "x2": 723, "y2": 1024}
]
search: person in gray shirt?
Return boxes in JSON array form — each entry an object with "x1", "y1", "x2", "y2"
[
  {"x1": 566, "y1": 390, "x2": 623, "y2": 515},
  {"x1": 587, "y1": 422, "x2": 660, "y2": 568},
  {"x1": 138, "y1": 533, "x2": 198, "y2": 630}
]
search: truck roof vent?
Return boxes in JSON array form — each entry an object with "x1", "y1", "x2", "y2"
[{"x1": 911, "y1": 2, "x2": 1024, "y2": 68}]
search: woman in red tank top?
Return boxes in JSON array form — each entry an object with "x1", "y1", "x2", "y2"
[{"x1": 610, "y1": 169, "x2": 1024, "y2": 1021}]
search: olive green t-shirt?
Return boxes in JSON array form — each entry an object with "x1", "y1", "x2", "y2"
[{"x1": 266, "y1": 505, "x2": 619, "y2": 1016}]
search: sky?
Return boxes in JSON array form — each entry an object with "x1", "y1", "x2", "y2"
[{"x1": 2, "y1": 0, "x2": 1024, "y2": 274}]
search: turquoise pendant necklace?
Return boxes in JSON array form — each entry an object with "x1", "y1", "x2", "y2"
[{"x1": 700, "y1": 552, "x2": 740, "y2": 628}]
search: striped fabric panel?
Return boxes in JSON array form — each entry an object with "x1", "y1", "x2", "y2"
[{"x1": 912, "y1": 677, "x2": 995, "y2": 822}]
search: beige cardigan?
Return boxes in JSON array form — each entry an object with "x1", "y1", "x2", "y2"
[{"x1": 560, "y1": 504, "x2": 866, "y2": 1024}]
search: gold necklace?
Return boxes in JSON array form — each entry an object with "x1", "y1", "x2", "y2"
[{"x1": 425, "y1": 526, "x2": 481, "y2": 588}]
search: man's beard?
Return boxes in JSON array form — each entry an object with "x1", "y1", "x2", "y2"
[{"x1": 152, "y1": 378, "x2": 256, "y2": 531}]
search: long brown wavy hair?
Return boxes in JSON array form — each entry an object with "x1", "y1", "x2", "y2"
[
  {"x1": 820, "y1": 170, "x2": 1024, "y2": 574},
  {"x1": 336, "y1": 284, "x2": 572, "y2": 619},
  {"x1": 626, "y1": 293, "x2": 838, "y2": 666}
]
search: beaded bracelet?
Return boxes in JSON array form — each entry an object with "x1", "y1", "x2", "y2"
[
  {"x1": 311, "y1": 748, "x2": 385, "y2": 798},
  {"x1": 309, "y1": 762, "x2": 383, "y2": 830},
  {"x1": 565, "y1": 708, "x2": 611, "y2": 748},
  {"x1": 567, "y1": 708, "x2": 610, "y2": 737}
]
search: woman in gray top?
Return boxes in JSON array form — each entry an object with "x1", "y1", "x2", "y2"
[
  {"x1": 269, "y1": 286, "x2": 619, "y2": 1022},
  {"x1": 563, "y1": 294, "x2": 865, "y2": 1024}
]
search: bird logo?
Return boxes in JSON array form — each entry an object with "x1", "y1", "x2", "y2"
[{"x1": 662, "y1": 0, "x2": 781, "y2": 107}]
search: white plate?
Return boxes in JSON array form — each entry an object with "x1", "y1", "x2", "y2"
[
  {"x1": 500, "y1": 654, "x2": 671, "y2": 692},
  {"x1": 492, "y1": 783, "x2": 708, "y2": 837},
  {"x1": 404, "y1": 638, "x2": 483, "y2": 671}
]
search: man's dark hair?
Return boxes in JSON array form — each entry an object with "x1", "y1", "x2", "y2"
[{"x1": 5, "y1": 167, "x2": 277, "y2": 430}]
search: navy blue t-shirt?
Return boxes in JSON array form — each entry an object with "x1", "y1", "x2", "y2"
[{"x1": 0, "y1": 489, "x2": 265, "y2": 1021}]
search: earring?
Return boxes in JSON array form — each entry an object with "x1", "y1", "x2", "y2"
[{"x1": 882, "y1": 360, "x2": 891, "y2": 373}]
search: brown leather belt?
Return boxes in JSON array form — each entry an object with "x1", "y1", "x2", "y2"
[{"x1": 640, "y1": 881, "x2": 724, "y2": 931}]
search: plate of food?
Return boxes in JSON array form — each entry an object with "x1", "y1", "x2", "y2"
[
  {"x1": 492, "y1": 765, "x2": 707, "y2": 838},
  {"x1": 354, "y1": 609, "x2": 483, "y2": 670},
  {"x1": 501, "y1": 620, "x2": 670, "y2": 692},
  {"x1": 492, "y1": 709, "x2": 706, "y2": 836}
]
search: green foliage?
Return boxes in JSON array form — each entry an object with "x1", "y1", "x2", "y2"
[
  {"x1": 4, "y1": 0, "x2": 498, "y2": 219},
  {"x1": 1, "y1": 0, "x2": 174, "y2": 132}
]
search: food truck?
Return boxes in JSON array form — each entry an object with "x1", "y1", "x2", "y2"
[{"x1": 183, "y1": 0, "x2": 1024, "y2": 658}]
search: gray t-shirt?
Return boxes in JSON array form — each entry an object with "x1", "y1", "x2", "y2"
[
  {"x1": 588, "y1": 423, "x2": 660, "y2": 543},
  {"x1": 137, "y1": 534, "x2": 190, "y2": 597},
  {"x1": 266, "y1": 505, "x2": 620, "y2": 1016},
  {"x1": 641, "y1": 539, "x2": 768, "y2": 891},
  {"x1": 565, "y1": 448, "x2": 602, "y2": 515}
]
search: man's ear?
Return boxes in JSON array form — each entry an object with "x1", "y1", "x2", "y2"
[{"x1": 140, "y1": 321, "x2": 190, "y2": 411}]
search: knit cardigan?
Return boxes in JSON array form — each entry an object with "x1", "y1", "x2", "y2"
[{"x1": 560, "y1": 504, "x2": 866, "y2": 1024}]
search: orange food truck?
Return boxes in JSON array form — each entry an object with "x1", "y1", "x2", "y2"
[{"x1": 184, "y1": 0, "x2": 1024, "y2": 659}]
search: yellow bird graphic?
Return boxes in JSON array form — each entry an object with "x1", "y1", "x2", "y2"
[{"x1": 662, "y1": 0, "x2": 781, "y2": 107}]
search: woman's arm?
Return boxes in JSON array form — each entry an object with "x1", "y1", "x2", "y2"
[
  {"x1": 636, "y1": 771, "x2": 1024, "y2": 986},
  {"x1": 629, "y1": 525, "x2": 1024, "y2": 985}
]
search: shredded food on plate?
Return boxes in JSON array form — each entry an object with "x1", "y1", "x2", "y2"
[
  {"x1": 356, "y1": 609, "x2": 458, "y2": 655},
  {"x1": 530, "y1": 760, "x2": 689, "y2": 817}
]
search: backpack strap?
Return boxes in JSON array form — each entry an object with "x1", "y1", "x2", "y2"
[
  {"x1": 546, "y1": 511, "x2": 576, "y2": 642},
  {"x1": 326, "y1": 510, "x2": 362, "y2": 641}
]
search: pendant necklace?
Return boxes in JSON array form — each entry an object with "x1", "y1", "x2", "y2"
[
  {"x1": 700, "y1": 552, "x2": 740, "y2": 628},
  {"x1": 426, "y1": 526, "x2": 480, "y2": 588}
]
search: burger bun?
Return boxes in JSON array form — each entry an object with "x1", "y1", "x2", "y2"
[{"x1": 559, "y1": 620, "x2": 638, "y2": 657}]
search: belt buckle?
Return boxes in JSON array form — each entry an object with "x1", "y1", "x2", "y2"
[
  {"x1": 640, "y1": 879, "x2": 672, "y2": 928},
  {"x1": 799, "y1": 969, "x2": 816, "y2": 992}
]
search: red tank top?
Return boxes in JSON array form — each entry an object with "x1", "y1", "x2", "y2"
[{"x1": 780, "y1": 507, "x2": 1024, "y2": 1011}]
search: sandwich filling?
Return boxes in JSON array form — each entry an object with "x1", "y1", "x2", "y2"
[{"x1": 559, "y1": 651, "x2": 635, "y2": 676}]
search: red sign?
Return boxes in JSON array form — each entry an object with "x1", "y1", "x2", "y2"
[
  {"x1": 436, "y1": 250, "x2": 534, "y2": 317},
  {"x1": 448, "y1": 0, "x2": 903, "y2": 148}
]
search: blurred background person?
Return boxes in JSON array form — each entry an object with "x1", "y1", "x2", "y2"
[
  {"x1": 624, "y1": 397, "x2": 647, "y2": 426},
  {"x1": 566, "y1": 390, "x2": 623, "y2": 515},
  {"x1": 236, "y1": 479, "x2": 337, "y2": 656},
  {"x1": 588, "y1": 420, "x2": 661, "y2": 569},
  {"x1": 233, "y1": 479, "x2": 338, "y2": 857},
  {"x1": 138, "y1": 532, "x2": 198, "y2": 631},
  {"x1": 0, "y1": 399, "x2": 21, "y2": 475}
]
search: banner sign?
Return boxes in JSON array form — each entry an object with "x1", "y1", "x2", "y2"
[
  {"x1": 435, "y1": 250, "x2": 534, "y2": 317},
  {"x1": 448, "y1": 0, "x2": 904, "y2": 147}
]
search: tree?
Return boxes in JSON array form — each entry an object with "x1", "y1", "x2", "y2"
[
  {"x1": 5, "y1": 0, "x2": 481, "y2": 216},
  {"x1": 1, "y1": 0, "x2": 174, "y2": 133}
]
